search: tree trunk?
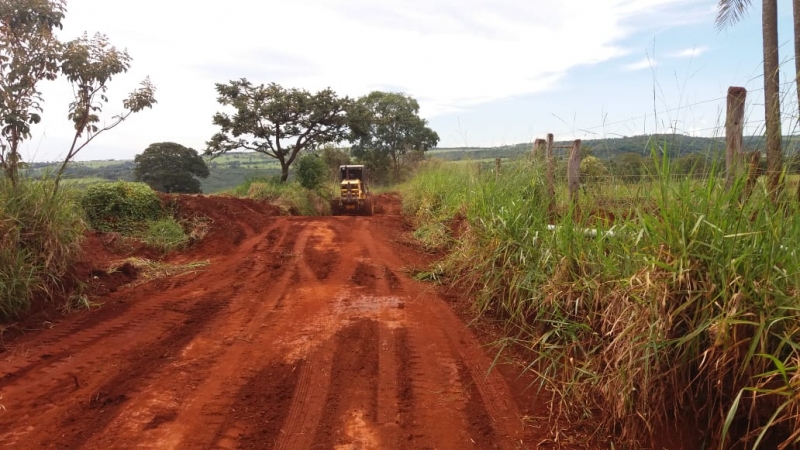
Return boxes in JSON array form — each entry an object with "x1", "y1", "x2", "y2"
[
  {"x1": 763, "y1": 0, "x2": 783, "y2": 200},
  {"x1": 7, "y1": 129, "x2": 20, "y2": 187},
  {"x1": 280, "y1": 162, "x2": 289, "y2": 183}
]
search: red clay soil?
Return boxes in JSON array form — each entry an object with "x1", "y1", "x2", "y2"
[{"x1": 0, "y1": 192, "x2": 673, "y2": 449}]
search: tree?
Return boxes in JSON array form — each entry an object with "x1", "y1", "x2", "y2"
[
  {"x1": 134, "y1": 142, "x2": 209, "y2": 193},
  {"x1": 206, "y1": 79, "x2": 350, "y2": 183},
  {"x1": 350, "y1": 91, "x2": 439, "y2": 182},
  {"x1": 0, "y1": 0, "x2": 65, "y2": 186},
  {"x1": 716, "y1": 0, "x2": 782, "y2": 199},
  {"x1": 54, "y1": 32, "x2": 156, "y2": 194}
]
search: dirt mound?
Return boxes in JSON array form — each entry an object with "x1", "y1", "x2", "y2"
[
  {"x1": 1, "y1": 194, "x2": 279, "y2": 339},
  {"x1": 374, "y1": 193, "x2": 403, "y2": 215},
  {"x1": 165, "y1": 194, "x2": 281, "y2": 259}
]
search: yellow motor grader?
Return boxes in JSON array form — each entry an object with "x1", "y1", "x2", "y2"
[{"x1": 330, "y1": 165, "x2": 374, "y2": 216}]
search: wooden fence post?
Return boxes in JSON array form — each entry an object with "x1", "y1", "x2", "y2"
[
  {"x1": 743, "y1": 151, "x2": 762, "y2": 202},
  {"x1": 546, "y1": 133, "x2": 555, "y2": 217},
  {"x1": 495, "y1": 158, "x2": 501, "y2": 179},
  {"x1": 532, "y1": 138, "x2": 545, "y2": 159},
  {"x1": 726, "y1": 86, "x2": 747, "y2": 188},
  {"x1": 568, "y1": 139, "x2": 581, "y2": 214}
]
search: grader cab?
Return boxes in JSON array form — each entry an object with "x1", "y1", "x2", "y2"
[{"x1": 331, "y1": 165, "x2": 374, "y2": 216}]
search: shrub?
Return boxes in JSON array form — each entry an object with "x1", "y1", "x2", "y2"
[
  {"x1": 294, "y1": 154, "x2": 328, "y2": 190},
  {"x1": 80, "y1": 181, "x2": 163, "y2": 232}
]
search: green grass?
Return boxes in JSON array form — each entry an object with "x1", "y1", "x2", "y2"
[
  {"x1": 0, "y1": 179, "x2": 85, "y2": 318},
  {"x1": 60, "y1": 177, "x2": 111, "y2": 187},
  {"x1": 204, "y1": 152, "x2": 282, "y2": 169},
  {"x1": 135, "y1": 218, "x2": 190, "y2": 254},
  {"x1": 234, "y1": 177, "x2": 332, "y2": 216},
  {"x1": 401, "y1": 153, "x2": 800, "y2": 448}
]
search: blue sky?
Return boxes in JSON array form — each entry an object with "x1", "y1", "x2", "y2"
[{"x1": 19, "y1": 0, "x2": 798, "y2": 161}]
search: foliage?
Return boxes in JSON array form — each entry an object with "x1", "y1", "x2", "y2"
[
  {"x1": 0, "y1": 178, "x2": 84, "y2": 317},
  {"x1": 80, "y1": 181, "x2": 163, "y2": 233},
  {"x1": 0, "y1": 0, "x2": 156, "y2": 192},
  {"x1": 0, "y1": 0, "x2": 65, "y2": 185},
  {"x1": 135, "y1": 218, "x2": 189, "y2": 254},
  {"x1": 350, "y1": 91, "x2": 439, "y2": 183},
  {"x1": 579, "y1": 155, "x2": 608, "y2": 178},
  {"x1": 54, "y1": 32, "x2": 156, "y2": 192},
  {"x1": 319, "y1": 145, "x2": 351, "y2": 181},
  {"x1": 234, "y1": 177, "x2": 330, "y2": 216},
  {"x1": 294, "y1": 153, "x2": 327, "y2": 190},
  {"x1": 134, "y1": 142, "x2": 209, "y2": 193},
  {"x1": 206, "y1": 79, "x2": 350, "y2": 183},
  {"x1": 402, "y1": 152, "x2": 800, "y2": 448}
]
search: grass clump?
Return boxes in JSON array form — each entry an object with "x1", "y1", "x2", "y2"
[
  {"x1": 235, "y1": 176, "x2": 331, "y2": 215},
  {"x1": 108, "y1": 257, "x2": 209, "y2": 288},
  {"x1": 402, "y1": 153, "x2": 800, "y2": 448},
  {"x1": 135, "y1": 218, "x2": 190, "y2": 253},
  {"x1": 0, "y1": 179, "x2": 85, "y2": 318}
]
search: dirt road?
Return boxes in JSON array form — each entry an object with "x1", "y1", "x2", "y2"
[{"x1": 0, "y1": 194, "x2": 537, "y2": 449}]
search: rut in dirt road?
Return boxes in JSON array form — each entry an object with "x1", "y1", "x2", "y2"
[{"x1": 0, "y1": 195, "x2": 531, "y2": 449}]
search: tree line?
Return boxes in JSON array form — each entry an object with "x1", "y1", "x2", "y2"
[{"x1": 206, "y1": 80, "x2": 439, "y2": 185}]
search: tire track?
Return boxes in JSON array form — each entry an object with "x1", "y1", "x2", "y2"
[
  {"x1": 310, "y1": 319, "x2": 380, "y2": 449},
  {"x1": 87, "y1": 220, "x2": 308, "y2": 448},
  {"x1": 37, "y1": 295, "x2": 230, "y2": 449},
  {"x1": 0, "y1": 198, "x2": 539, "y2": 449}
]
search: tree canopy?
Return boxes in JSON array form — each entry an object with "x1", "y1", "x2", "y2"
[
  {"x1": 134, "y1": 142, "x2": 209, "y2": 193},
  {"x1": 350, "y1": 91, "x2": 439, "y2": 182},
  {"x1": 206, "y1": 79, "x2": 351, "y2": 182}
]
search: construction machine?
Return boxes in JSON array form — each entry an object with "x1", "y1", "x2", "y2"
[{"x1": 330, "y1": 165, "x2": 374, "y2": 216}]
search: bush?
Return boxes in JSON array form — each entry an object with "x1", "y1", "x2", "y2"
[
  {"x1": 0, "y1": 179, "x2": 85, "y2": 317},
  {"x1": 294, "y1": 154, "x2": 328, "y2": 190},
  {"x1": 81, "y1": 181, "x2": 163, "y2": 233}
]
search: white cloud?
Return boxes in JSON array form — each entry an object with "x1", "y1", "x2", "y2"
[
  {"x1": 669, "y1": 46, "x2": 710, "y2": 58},
  {"x1": 21, "y1": 0, "x2": 709, "y2": 161},
  {"x1": 623, "y1": 57, "x2": 657, "y2": 71}
]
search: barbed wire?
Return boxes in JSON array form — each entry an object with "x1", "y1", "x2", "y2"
[{"x1": 548, "y1": 76, "x2": 800, "y2": 142}]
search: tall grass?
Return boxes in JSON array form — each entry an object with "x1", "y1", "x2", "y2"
[
  {"x1": 234, "y1": 177, "x2": 332, "y2": 215},
  {"x1": 0, "y1": 179, "x2": 85, "y2": 318},
  {"x1": 401, "y1": 154, "x2": 800, "y2": 448}
]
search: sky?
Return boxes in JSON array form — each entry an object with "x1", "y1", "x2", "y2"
[{"x1": 16, "y1": 0, "x2": 800, "y2": 162}]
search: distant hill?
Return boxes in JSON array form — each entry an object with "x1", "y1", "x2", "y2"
[
  {"x1": 24, "y1": 153, "x2": 281, "y2": 193},
  {"x1": 23, "y1": 134, "x2": 800, "y2": 193},
  {"x1": 428, "y1": 134, "x2": 800, "y2": 162}
]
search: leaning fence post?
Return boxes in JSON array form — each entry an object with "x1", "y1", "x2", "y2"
[
  {"x1": 568, "y1": 139, "x2": 581, "y2": 215},
  {"x1": 546, "y1": 133, "x2": 555, "y2": 217},
  {"x1": 726, "y1": 86, "x2": 747, "y2": 188}
]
